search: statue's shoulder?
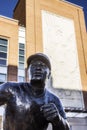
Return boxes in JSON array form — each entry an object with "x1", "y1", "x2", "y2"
[
  {"x1": 1, "y1": 81, "x2": 30, "y2": 89},
  {"x1": 45, "y1": 89, "x2": 60, "y2": 100},
  {"x1": 46, "y1": 89, "x2": 56, "y2": 96},
  {"x1": 4, "y1": 82, "x2": 31, "y2": 92},
  {"x1": 0, "y1": 81, "x2": 20, "y2": 92}
]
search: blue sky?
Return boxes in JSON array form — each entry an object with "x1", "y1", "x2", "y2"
[
  {"x1": 0, "y1": 0, "x2": 87, "y2": 27},
  {"x1": 0, "y1": 0, "x2": 18, "y2": 18}
]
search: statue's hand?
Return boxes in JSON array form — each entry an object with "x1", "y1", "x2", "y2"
[{"x1": 40, "y1": 103, "x2": 61, "y2": 124}]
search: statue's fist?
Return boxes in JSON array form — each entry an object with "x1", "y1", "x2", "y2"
[{"x1": 40, "y1": 103, "x2": 61, "y2": 123}]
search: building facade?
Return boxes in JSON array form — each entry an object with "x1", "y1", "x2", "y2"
[{"x1": 0, "y1": 0, "x2": 87, "y2": 129}]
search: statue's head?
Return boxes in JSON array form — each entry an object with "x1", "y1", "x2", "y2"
[{"x1": 27, "y1": 53, "x2": 51, "y2": 88}]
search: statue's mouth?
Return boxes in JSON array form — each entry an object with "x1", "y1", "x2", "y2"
[{"x1": 32, "y1": 71, "x2": 43, "y2": 80}]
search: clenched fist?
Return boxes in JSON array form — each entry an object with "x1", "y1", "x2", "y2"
[{"x1": 40, "y1": 103, "x2": 61, "y2": 124}]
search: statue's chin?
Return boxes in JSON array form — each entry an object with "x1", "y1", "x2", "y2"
[
  {"x1": 30, "y1": 78, "x2": 45, "y2": 88},
  {"x1": 31, "y1": 78, "x2": 43, "y2": 84}
]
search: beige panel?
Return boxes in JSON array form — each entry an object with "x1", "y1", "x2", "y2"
[{"x1": 42, "y1": 10, "x2": 82, "y2": 90}]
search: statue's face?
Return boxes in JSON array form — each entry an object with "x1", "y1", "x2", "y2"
[{"x1": 28, "y1": 60, "x2": 50, "y2": 87}]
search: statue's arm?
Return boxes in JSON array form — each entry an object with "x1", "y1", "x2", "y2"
[
  {"x1": 52, "y1": 97, "x2": 70, "y2": 130},
  {"x1": 0, "y1": 82, "x2": 12, "y2": 105},
  {"x1": 51, "y1": 111, "x2": 70, "y2": 130},
  {"x1": 40, "y1": 96, "x2": 70, "y2": 130}
]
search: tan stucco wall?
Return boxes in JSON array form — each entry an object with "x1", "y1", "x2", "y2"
[
  {"x1": 0, "y1": 16, "x2": 19, "y2": 81},
  {"x1": 0, "y1": 16, "x2": 19, "y2": 66}
]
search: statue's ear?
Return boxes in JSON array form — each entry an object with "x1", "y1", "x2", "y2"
[{"x1": 48, "y1": 71, "x2": 51, "y2": 79}]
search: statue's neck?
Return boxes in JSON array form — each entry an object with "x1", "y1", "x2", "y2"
[
  {"x1": 31, "y1": 87, "x2": 45, "y2": 97},
  {"x1": 30, "y1": 80, "x2": 45, "y2": 97}
]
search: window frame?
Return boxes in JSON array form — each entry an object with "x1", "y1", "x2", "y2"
[
  {"x1": 0, "y1": 73, "x2": 7, "y2": 82},
  {"x1": 0, "y1": 38, "x2": 8, "y2": 67},
  {"x1": 18, "y1": 43, "x2": 25, "y2": 69}
]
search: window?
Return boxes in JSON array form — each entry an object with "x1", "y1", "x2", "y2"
[
  {"x1": 18, "y1": 76, "x2": 25, "y2": 82},
  {"x1": 18, "y1": 43, "x2": 25, "y2": 82},
  {"x1": 0, "y1": 73, "x2": 6, "y2": 82},
  {"x1": 0, "y1": 38, "x2": 8, "y2": 66},
  {"x1": 19, "y1": 43, "x2": 25, "y2": 69}
]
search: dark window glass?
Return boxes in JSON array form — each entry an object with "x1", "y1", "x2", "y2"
[
  {"x1": 19, "y1": 56, "x2": 24, "y2": 62},
  {"x1": 0, "y1": 38, "x2": 7, "y2": 46},
  {"x1": 19, "y1": 43, "x2": 25, "y2": 69},
  {"x1": 0, "y1": 38, "x2": 8, "y2": 66},
  {"x1": 19, "y1": 43, "x2": 24, "y2": 49},
  {"x1": 0, "y1": 45, "x2": 7, "y2": 52},
  {"x1": 19, "y1": 63, "x2": 24, "y2": 69},
  {"x1": 0, "y1": 59, "x2": 6, "y2": 66},
  {"x1": 0, "y1": 52, "x2": 7, "y2": 58},
  {"x1": 19, "y1": 50, "x2": 24, "y2": 55}
]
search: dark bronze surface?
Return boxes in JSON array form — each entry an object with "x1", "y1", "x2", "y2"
[{"x1": 0, "y1": 53, "x2": 70, "y2": 130}]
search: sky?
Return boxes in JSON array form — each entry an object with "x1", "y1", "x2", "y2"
[
  {"x1": 0, "y1": 0, "x2": 18, "y2": 18},
  {"x1": 0, "y1": 0, "x2": 87, "y2": 28}
]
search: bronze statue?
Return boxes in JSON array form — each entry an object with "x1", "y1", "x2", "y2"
[{"x1": 0, "y1": 53, "x2": 70, "y2": 130}]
